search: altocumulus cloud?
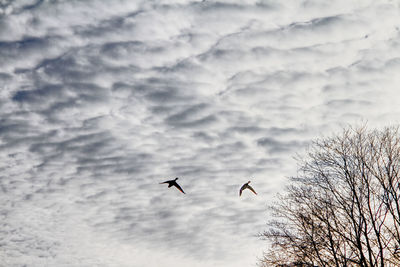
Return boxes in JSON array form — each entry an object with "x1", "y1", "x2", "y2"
[{"x1": 1, "y1": 0, "x2": 400, "y2": 267}]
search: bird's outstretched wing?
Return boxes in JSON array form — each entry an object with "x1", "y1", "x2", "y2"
[
  {"x1": 247, "y1": 185, "x2": 257, "y2": 195},
  {"x1": 173, "y1": 183, "x2": 186, "y2": 194},
  {"x1": 239, "y1": 184, "x2": 246, "y2": 196}
]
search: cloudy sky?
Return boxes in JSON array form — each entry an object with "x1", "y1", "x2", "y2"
[{"x1": 1, "y1": 0, "x2": 400, "y2": 266}]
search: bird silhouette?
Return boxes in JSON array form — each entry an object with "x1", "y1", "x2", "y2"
[
  {"x1": 160, "y1": 177, "x2": 185, "y2": 194},
  {"x1": 239, "y1": 181, "x2": 257, "y2": 196}
]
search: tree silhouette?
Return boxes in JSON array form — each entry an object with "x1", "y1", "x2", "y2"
[{"x1": 261, "y1": 126, "x2": 400, "y2": 267}]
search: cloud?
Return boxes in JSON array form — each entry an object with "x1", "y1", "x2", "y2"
[
  {"x1": 257, "y1": 136, "x2": 308, "y2": 154},
  {"x1": 1, "y1": 1, "x2": 400, "y2": 267}
]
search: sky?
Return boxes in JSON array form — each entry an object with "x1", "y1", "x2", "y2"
[{"x1": 1, "y1": 0, "x2": 400, "y2": 266}]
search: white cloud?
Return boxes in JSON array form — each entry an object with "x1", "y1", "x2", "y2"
[{"x1": 1, "y1": 0, "x2": 400, "y2": 266}]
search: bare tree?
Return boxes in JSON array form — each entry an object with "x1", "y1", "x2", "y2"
[{"x1": 261, "y1": 126, "x2": 400, "y2": 267}]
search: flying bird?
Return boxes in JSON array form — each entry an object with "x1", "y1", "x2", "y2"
[
  {"x1": 160, "y1": 177, "x2": 185, "y2": 194},
  {"x1": 239, "y1": 181, "x2": 257, "y2": 196}
]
